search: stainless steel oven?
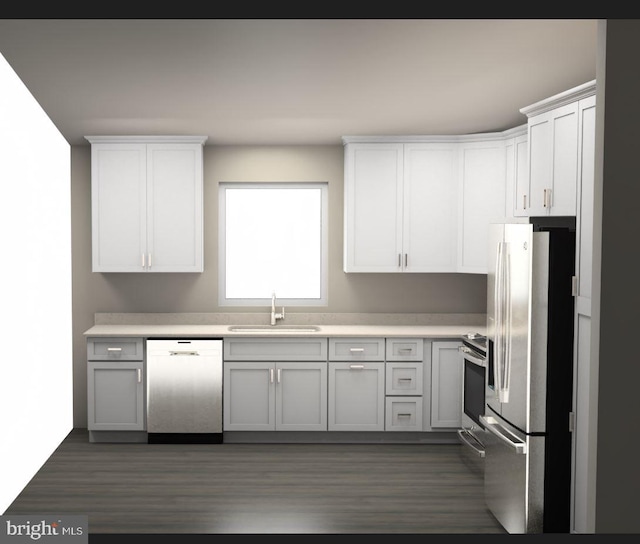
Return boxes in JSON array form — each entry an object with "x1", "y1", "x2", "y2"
[{"x1": 458, "y1": 333, "x2": 487, "y2": 464}]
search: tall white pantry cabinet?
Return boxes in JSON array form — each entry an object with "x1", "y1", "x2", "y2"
[{"x1": 86, "y1": 135, "x2": 207, "y2": 272}]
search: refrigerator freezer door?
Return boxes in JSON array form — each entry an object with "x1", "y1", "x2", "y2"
[{"x1": 481, "y1": 414, "x2": 544, "y2": 534}]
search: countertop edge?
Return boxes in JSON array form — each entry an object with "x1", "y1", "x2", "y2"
[{"x1": 83, "y1": 323, "x2": 485, "y2": 338}]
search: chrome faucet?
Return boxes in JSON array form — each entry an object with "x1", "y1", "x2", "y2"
[{"x1": 270, "y1": 292, "x2": 285, "y2": 325}]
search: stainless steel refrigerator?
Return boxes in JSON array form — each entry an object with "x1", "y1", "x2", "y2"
[{"x1": 480, "y1": 217, "x2": 575, "y2": 534}]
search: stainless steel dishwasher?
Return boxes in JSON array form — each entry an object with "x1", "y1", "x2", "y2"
[{"x1": 146, "y1": 338, "x2": 223, "y2": 444}]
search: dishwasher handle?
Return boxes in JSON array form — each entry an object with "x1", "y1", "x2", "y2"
[{"x1": 169, "y1": 350, "x2": 200, "y2": 356}]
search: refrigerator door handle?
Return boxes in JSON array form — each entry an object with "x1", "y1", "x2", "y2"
[
  {"x1": 493, "y1": 241, "x2": 503, "y2": 401},
  {"x1": 480, "y1": 415, "x2": 527, "y2": 454},
  {"x1": 502, "y1": 243, "x2": 512, "y2": 402}
]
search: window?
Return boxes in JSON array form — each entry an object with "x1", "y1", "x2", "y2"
[{"x1": 219, "y1": 182, "x2": 328, "y2": 306}]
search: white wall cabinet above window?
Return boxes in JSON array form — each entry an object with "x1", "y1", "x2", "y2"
[{"x1": 86, "y1": 135, "x2": 206, "y2": 273}]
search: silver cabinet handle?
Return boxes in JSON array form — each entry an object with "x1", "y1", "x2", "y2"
[
  {"x1": 398, "y1": 254, "x2": 401, "y2": 267},
  {"x1": 142, "y1": 253, "x2": 145, "y2": 268},
  {"x1": 398, "y1": 378, "x2": 412, "y2": 382},
  {"x1": 523, "y1": 194, "x2": 527, "y2": 209},
  {"x1": 349, "y1": 364, "x2": 365, "y2": 369},
  {"x1": 404, "y1": 253, "x2": 408, "y2": 267},
  {"x1": 399, "y1": 348, "x2": 413, "y2": 353},
  {"x1": 137, "y1": 368, "x2": 142, "y2": 383},
  {"x1": 169, "y1": 350, "x2": 199, "y2": 356},
  {"x1": 479, "y1": 415, "x2": 526, "y2": 454},
  {"x1": 148, "y1": 253, "x2": 152, "y2": 269},
  {"x1": 457, "y1": 429, "x2": 485, "y2": 458},
  {"x1": 277, "y1": 368, "x2": 281, "y2": 383},
  {"x1": 397, "y1": 413, "x2": 412, "y2": 417},
  {"x1": 349, "y1": 347, "x2": 365, "y2": 353},
  {"x1": 270, "y1": 368, "x2": 274, "y2": 383},
  {"x1": 543, "y1": 189, "x2": 547, "y2": 207},
  {"x1": 107, "y1": 347, "x2": 122, "y2": 352}
]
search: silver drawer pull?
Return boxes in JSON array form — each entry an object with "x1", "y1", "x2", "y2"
[
  {"x1": 398, "y1": 348, "x2": 413, "y2": 353},
  {"x1": 106, "y1": 347, "x2": 122, "y2": 352},
  {"x1": 397, "y1": 413, "x2": 412, "y2": 417},
  {"x1": 137, "y1": 368, "x2": 142, "y2": 383},
  {"x1": 398, "y1": 378, "x2": 412, "y2": 381},
  {"x1": 169, "y1": 350, "x2": 199, "y2": 356},
  {"x1": 349, "y1": 364, "x2": 365, "y2": 370},
  {"x1": 349, "y1": 348, "x2": 365, "y2": 353}
]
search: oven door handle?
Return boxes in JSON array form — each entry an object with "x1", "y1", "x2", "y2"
[
  {"x1": 459, "y1": 346, "x2": 486, "y2": 367},
  {"x1": 457, "y1": 429, "x2": 485, "y2": 458}
]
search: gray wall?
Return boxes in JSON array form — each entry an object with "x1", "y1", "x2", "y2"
[
  {"x1": 71, "y1": 144, "x2": 487, "y2": 427},
  {"x1": 594, "y1": 20, "x2": 640, "y2": 533}
]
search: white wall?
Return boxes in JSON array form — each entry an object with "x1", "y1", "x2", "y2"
[{"x1": 0, "y1": 53, "x2": 73, "y2": 513}]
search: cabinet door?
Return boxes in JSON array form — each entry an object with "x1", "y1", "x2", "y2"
[
  {"x1": 571, "y1": 95, "x2": 596, "y2": 532},
  {"x1": 91, "y1": 143, "x2": 147, "y2": 272},
  {"x1": 509, "y1": 134, "x2": 529, "y2": 217},
  {"x1": 458, "y1": 142, "x2": 507, "y2": 273},
  {"x1": 87, "y1": 362, "x2": 144, "y2": 430},
  {"x1": 527, "y1": 102, "x2": 579, "y2": 216},
  {"x1": 146, "y1": 143, "x2": 203, "y2": 272},
  {"x1": 343, "y1": 143, "x2": 403, "y2": 272},
  {"x1": 223, "y1": 362, "x2": 275, "y2": 430},
  {"x1": 328, "y1": 362, "x2": 385, "y2": 431},
  {"x1": 403, "y1": 143, "x2": 458, "y2": 272},
  {"x1": 275, "y1": 362, "x2": 327, "y2": 431},
  {"x1": 575, "y1": 95, "x2": 596, "y2": 303},
  {"x1": 430, "y1": 341, "x2": 462, "y2": 428}
]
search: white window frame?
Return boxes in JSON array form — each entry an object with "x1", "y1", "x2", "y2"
[{"x1": 218, "y1": 182, "x2": 328, "y2": 307}]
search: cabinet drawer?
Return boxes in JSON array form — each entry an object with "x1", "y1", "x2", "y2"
[
  {"x1": 224, "y1": 337, "x2": 328, "y2": 361},
  {"x1": 385, "y1": 397, "x2": 423, "y2": 431},
  {"x1": 87, "y1": 337, "x2": 144, "y2": 361},
  {"x1": 328, "y1": 337, "x2": 385, "y2": 361},
  {"x1": 386, "y1": 362, "x2": 423, "y2": 395},
  {"x1": 386, "y1": 338, "x2": 423, "y2": 361}
]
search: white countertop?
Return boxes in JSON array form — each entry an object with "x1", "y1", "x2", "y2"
[{"x1": 83, "y1": 323, "x2": 485, "y2": 339}]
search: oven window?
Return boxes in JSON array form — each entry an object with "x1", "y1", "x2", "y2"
[{"x1": 464, "y1": 360, "x2": 485, "y2": 426}]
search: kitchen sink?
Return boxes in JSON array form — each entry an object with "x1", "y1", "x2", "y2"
[{"x1": 227, "y1": 325, "x2": 322, "y2": 333}]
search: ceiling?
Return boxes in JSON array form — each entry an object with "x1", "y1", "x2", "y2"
[{"x1": 0, "y1": 19, "x2": 598, "y2": 147}]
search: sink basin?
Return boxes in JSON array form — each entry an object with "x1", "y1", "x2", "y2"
[{"x1": 227, "y1": 325, "x2": 321, "y2": 333}]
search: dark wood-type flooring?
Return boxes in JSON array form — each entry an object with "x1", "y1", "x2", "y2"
[{"x1": 6, "y1": 429, "x2": 506, "y2": 536}]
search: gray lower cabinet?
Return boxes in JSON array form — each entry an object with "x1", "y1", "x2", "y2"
[
  {"x1": 328, "y1": 362, "x2": 385, "y2": 431},
  {"x1": 87, "y1": 361, "x2": 145, "y2": 431},
  {"x1": 223, "y1": 337, "x2": 329, "y2": 432},
  {"x1": 430, "y1": 340, "x2": 463, "y2": 428},
  {"x1": 87, "y1": 336, "x2": 146, "y2": 434},
  {"x1": 385, "y1": 360, "x2": 424, "y2": 431},
  {"x1": 223, "y1": 361, "x2": 328, "y2": 431}
]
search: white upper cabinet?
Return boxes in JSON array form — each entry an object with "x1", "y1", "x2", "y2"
[
  {"x1": 343, "y1": 135, "x2": 512, "y2": 274},
  {"x1": 505, "y1": 131, "x2": 529, "y2": 218},
  {"x1": 520, "y1": 80, "x2": 596, "y2": 217},
  {"x1": 343, "y1": 140, "x2": 458, "y2": 272},
  {"x1": 403, "y1": 143, "x2": 459, "y2": 272},
  {"x1": 343, "y1": 142, "x2": 403, "y2": 272},
  {"x1": 87, "y1": 135, "x2": 207, "y2": 272},
  {"x1": 457, "y1": 139, "x2": 508, "y2": 273}
]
